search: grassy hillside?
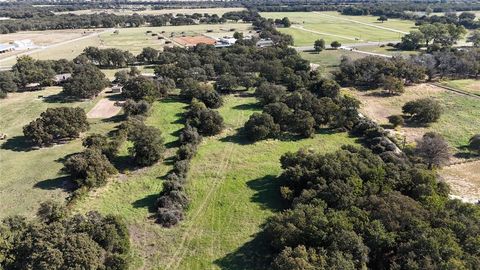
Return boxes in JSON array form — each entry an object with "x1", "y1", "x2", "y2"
[{"x1": 73, "y1": 93, "x2": 358, "y2": 269}]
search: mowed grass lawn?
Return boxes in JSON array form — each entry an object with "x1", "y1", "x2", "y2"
[
  {"x1": 0, "y1": 87, "x2": 117, "y2": 219},
  {"x1": 262, "y1": 12, "x2": 415, "y2": 46},
  {"x1": 348, "y1": 84, "x2": 480, "y2": 150},
  {"x1": 439, "y1": 79, "x2": 480, "y2": 95},
  {"x1": 73, "y1": 93, "x2": 358, "y2": 269}
]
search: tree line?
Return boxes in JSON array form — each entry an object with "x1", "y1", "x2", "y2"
[{"x1": 0, "y1": 201, "x2": 131, "y2": 269}]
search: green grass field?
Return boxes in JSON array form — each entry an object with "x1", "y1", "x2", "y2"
[
  {"x1": 0, "y1": 87, "x2": 118, "y2": 219},
  {"x1": 73, "y1": 93, "x2": 358, "y2": 269},
  {"x1": 300, "y1": 49, "x2": 365, "y2": 72},
  {"x1": 439, "y1": 79, "x2": 480, "y2": 95},
  {"x1": 261, "y1": 12, "x2": 416, "y2": 46}
]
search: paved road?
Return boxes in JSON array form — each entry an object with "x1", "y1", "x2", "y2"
[
  {"x1": 294, "y1": 41, "x2": 400, "y2": 52},
  {"x1": 0, "y1": 28, "x2": 114, "y2": 68}
]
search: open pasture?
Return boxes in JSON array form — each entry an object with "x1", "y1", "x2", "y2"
[
  {"x1": 347, "y1": 83, "x2": 480, "y2": 150},
  {"x1": 261, "y1": 12, "x2": 416, "y2": 46},
  {"x1": 300, "y1": 49, "x2": 365, "y2": 72},
  {"x1": 441, "y1": 160, "x2": 480, "y2": 204},
  {"x1": 0, "y1": 87, "x2": 120, "y2": 219},
  {"x1": 73, "y1": 93, "x2": 358, "y2": 269}
]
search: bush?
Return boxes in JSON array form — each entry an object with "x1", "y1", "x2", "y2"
[
  {"x1": 179, "y1": 125, "x2": 202, "y2": 145},
  {"x1": 156, "y1": 208, "x2": 184, "y2": 227},
  {"x1": 23, "y1": 107, "x2": 89, "y2": 146},
  {"x1": 176, "y1": 144, "x2": 197, "y2": 160},
  {"x1": 468, "y1": 134, "x2": 480, "y2": 154},
  {"x1": 402, "y1": 98, "x2": 442, "y2": 124},
  {"x1": 186, "y1": 100, "x2": 224, "y2": 136},
  {"x1": 123, "y1": 99, "x2": 151, "y2": 116},
  {"x1": 388, "y1": 115, "x2": 404, "y2": 128},
  {"x1": 244, "y1": 113, "x2": 280, "y2": 141},
  {"x1": 382, "y1": 76, "x2": 405, "y2": 95},
  {"x1": 128, "y1": 123, "x2": 165, "y2": 166},
  {"x1": 82, "y1": 133, "x2": 121, "y2": 160},
  {"x1": 63, "y1": 148, "x2": 117, "y2": 190}
]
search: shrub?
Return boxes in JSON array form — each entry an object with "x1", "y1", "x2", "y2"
[
  {"x1": 388, "y1": 115, "x2": 404, "y2": 128},
  {"x1": 415, "y1": 132, "x2": 450, "y2": 169},
  {"x1": 128, "y1": 123, "x2": 165, "y2": 166},
  {"x1": 244, "y1": 113, "x2": 280, "y2": 141},
  {"x1": 123, "y1": 99, "x2": 151, "y2": 116},
  {"x1": 468, "y1": 134, "x2": 480, "y2": 154},
  {"x1": 179, "y1": 125, "x2": 202, "y2": 145},
  {"x1": 382, "y1": 76, "x2": 405, "y2": 95},
  {"x1": 186, "y1": 101, "x2": 224, "y2": 136},
  {"x1": 63, "y1": 148, "x2": 117, "y2": 190},
  {"x1": 402, "y1": 98, "x2": 442, "y2": 124}
]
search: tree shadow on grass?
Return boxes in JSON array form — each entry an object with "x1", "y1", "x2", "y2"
[
  {"x1": 34, "y1": 175, "x2": 73, "y2": 191},
  {"x1": 42, "y1": 92, "x2": 77, "y2": 104},
  {"x1": 219, "y1": 128, "x2": 252, "y2": 146},
  {"x1": 132, "y1": 193, "x2": 158, "y2": 213},
  {"x1": 232, "y1": 102, "x2": 261, "y2": 112},
  {"x1": 1, "y1": 135, "x2": 35, "y2": 152},
  {"x1": 247, "y1": 175, "x2": 285, "y2": 212},
  {"x1": 214, "y1": 229, "x2": 274, "y2": 270},
  {"x1": 112, "y1": 155, "x2": 137, "y2": 173}
]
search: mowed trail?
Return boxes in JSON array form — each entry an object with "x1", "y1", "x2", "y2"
[{"x1": 313, "y1": 12, "x2": 409, "y2": 34}]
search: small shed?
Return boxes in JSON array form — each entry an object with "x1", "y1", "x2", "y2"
[
  {"x1": 111, "y1": 84, "x2": 123, "y2": 93},
  {"x1": 256, "y1": 39, "x2": 274, "y2": 48}
]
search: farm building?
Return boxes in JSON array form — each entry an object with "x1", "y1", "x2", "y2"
[
  {"x1": 215, "y1": 37, "x2": 237, "y2": 48},
  {"x1": 0, "y1": 43, "x2": 15, "y2": 53},
  {"x1": 256, "y1": 39, "x2": 274, "y2": 48},
  {"x1": 13, "y1": 39, "x2": 36, "y2": 50},
  {"x1": 111, "y1": 84, "x2": 123, "y2": 93}
]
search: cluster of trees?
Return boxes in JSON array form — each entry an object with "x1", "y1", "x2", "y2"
[
  {"x1": 0, "y1": 10, "x2": 249, "y2": 34},
  {"x1": 398, "y1": 23, "x2": 467, "y2": 51},
  {"x1": 336, "y1": 49, "x2": 480, "y2": 92},
  {"x1": 0, "y1": 202, "x2": 131, "y2": 270},
  {"x1": 415, "y1": 12, "x2": 480, "y2": 30},
  {"x1": 402, "y1": 98, "x2": 442, "y2": 125},
  {"x1": 1, "y1": 56, "x2": 109, "y2": 100},
  {"x1": 265, "y1": 144, "x2": 479, "y2": 269},
  {"x1": 78, "y1": 47, "x2": 135, "y2": 68},
  {"x1": 335, "y1": 56, "x2": 425, "y2": 91},
  {"x1": 245, "y1": 78, "x2": 360, "y2": 141},
  {"x1": 156, "y1": 98, "x2": 223, "y2": 227},
  {"x1": 23, "y1": 107, "x2": 89, "y2": 147}
]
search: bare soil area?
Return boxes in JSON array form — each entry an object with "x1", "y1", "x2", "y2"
[
  {"x1": 441, "y1": 160, "x2": 480, "y2": 203},
  {"x1": 87, "y1": 97, "x2": 122, "y2": 118}
]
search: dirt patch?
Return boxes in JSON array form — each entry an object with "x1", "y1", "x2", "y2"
[
  {"x1": 350, "y1": 84, "x2": 445, "y2": 144},
  {"x1": 87, "y1": 97, "x2": 122, "y2": 118},
  {"x1": 0, "y1": 29, "x2": 101, "y2": 46},
  {"x1": 441, "y1": 160, "x2": 480, "y2": 203},
  {"x1": 173, "y1": 35, "x2": 216, "y2": 47}
]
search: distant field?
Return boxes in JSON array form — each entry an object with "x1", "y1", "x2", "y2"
[
  {"x1": 99, "y1": 23, "x2": 252, "y2": 54},
  {"x1": 73, "y1": 93, "x2": 358, "y2": 269},
  {"x1": 0, "y1": 87, "x2": 118, "y2": 219},
  {"x1": 55, "y1": 7, "x2": 245, "y2": 16},
  {"x1": 439, "y1": 79, "x2": 480, "y2": 95},
  {"x1": 348, "y1": 83, "x2": 480, "y2": 150},
  {"x1": 261, "y1": 12, "x2": 416, "y2": 46}
]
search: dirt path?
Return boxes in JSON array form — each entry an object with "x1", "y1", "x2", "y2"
[
  {"x1": 87, "y1": 96, "x2": 122, "y2": 118},
  {"x1": 313, "y1": 12, "x2": 409, "y2": 34}
]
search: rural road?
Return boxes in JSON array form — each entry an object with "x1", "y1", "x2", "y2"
[
  {"x1": 291, "y1": 25, "x2": 358, "y2": 41},
  {"x1": 0, "y1": 28, "x2": 115, "y2": 69},
  {"x1": 313, "y1": 12, "x2": 409, "y2": 34}
]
